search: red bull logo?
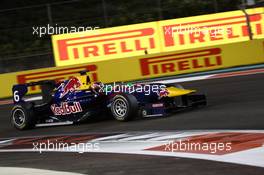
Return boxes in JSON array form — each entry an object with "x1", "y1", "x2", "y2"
[
  {"x1": 51, "y1": 102, "x2": 82, "y2": 116},
  {"x1": 157, "y1": 88, "x2": 169, "y2": 98},
  {"x1": 16, "y1": 65, "x2": 98, "y2": 92},
  {"x1": 60, "y1": 77, "x2": 81, "y2": 98}
]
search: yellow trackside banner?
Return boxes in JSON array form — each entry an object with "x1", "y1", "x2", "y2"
[
  {"x1": 52, "y1": 7, "x2": 264, "y2": 67},
  {"x1": 0, "y1": 39, "x2": 263, "y2": 99}
]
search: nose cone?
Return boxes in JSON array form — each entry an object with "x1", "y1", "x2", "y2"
[{"x1": 166, "y1": 87, "x2": 196, "y2": 97}]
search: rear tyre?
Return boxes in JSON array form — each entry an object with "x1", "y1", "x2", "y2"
[
  {"x1": 111, "y1": 94, "x2": 138, "y2": 121},
  {"x1": 11, "y1": 104, "x2": 35, "y2": 130}
]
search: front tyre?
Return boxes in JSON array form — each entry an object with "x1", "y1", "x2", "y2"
[
  {"x1": 11, "y1": 104, "x2": 35, "y2": 130},
  {"x1": 111, "y1": 94, "x2": 138, "y2": 121}
]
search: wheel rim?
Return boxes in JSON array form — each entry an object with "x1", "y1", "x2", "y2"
[
  {"x1": 113, "y1": 98, "x2": 128, "y2": 118},
  {"x1": 142, "y1": 109, "x2": 147, "y2": 117},
  {"x1": 13, "y1": 109, "x2": 25, "y2": 126}
]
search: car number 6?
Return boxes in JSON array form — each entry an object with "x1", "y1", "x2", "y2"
[{"x1": 14, "y1": 91, "x2": 20, "y2": 102}]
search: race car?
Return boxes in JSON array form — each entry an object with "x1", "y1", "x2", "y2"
[{"x1": 11, "y1": 70, "x2": 206, "y2": 130}]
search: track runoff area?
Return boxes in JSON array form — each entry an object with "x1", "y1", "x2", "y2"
[{"x1": 0, "y1": 66, "x2": 264, "y2": 175}]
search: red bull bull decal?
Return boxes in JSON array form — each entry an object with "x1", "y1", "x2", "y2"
[
  {"x1": 60, "y1": 77, "x2": 81, "y2": 98},
  {"x1": 51, "y1": 102, "x2": 82, "y2": 116},
  {"x1": 157, "y1": 88, "x2": 169, "y2": 98}
]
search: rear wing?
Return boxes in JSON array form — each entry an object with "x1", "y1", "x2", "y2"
[{"x1": 12, "y1": 80, "x2": 56, "y2": 104}]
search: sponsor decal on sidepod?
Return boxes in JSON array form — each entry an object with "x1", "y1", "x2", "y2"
[{"x1": 51, "y1": 102, "x2": 82, "y2": 115}]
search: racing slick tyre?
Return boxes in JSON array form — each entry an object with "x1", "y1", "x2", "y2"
[
  {"x1": 11, "y1": 103, "x2": 35, "y2": 130},
  {"x1": 111, "y1": 94, "x2": 138, "y2": 121}
]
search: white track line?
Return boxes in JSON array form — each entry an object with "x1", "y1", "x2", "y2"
[
  {"x1": 0, "y1": 167, "x2": 84, "y2": 175},
  {"x1": 153, "y1": 75, "x2": 213, "y2": 84}
]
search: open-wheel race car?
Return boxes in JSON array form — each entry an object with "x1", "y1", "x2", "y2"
[{"x1": 11, "y1": 71, "x2": 206, "y2": 130}]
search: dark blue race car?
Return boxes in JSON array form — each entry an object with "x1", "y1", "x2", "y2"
[{"x1": 11, "y1": 71, "x2": 206, "y2": 130}]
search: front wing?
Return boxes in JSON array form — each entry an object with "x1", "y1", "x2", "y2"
[{"x1": 141, "y1": 94, "x2": 207, "y2": 117}]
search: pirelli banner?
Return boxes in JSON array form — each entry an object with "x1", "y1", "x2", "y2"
[
  {"x1": 52, "y1": 7, "x2": 264, "y2": 67},
  {"x1": 0, "y1": 39, "x2": 263, "y2": 98}
]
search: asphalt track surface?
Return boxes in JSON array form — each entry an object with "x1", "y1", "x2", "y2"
[{"x1": 0, "y1": 73, "x2": 264, "y2": 174}]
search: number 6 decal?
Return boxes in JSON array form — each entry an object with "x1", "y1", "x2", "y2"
[{"x1": 14, "y1": 90, "x2": 20, "y2": 102}]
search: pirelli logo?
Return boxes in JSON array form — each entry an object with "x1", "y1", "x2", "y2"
[
  {"x1": 140, "y1": 48, "x2": 222, "y2": 76},
  {"x1": 17, "y1": 65, "x2": 97, "y2": 92},
  {"x1": 55, "y1": 28, "x2": 155, "y2": 61},
  {"x1": 52, "y1": 8, "x2": 264, "y2": 67},
  {"x1": 163, "y1": 14, "x2": 263, "y2": 47}
]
